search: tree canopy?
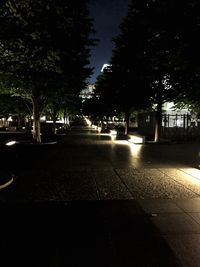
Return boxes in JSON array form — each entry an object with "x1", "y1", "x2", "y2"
[
  {"x1": 0, "y1": 0, "x2": 95, "y2": 141},
  {"x1": 94, "y1": 0, "x2": 200, "y2": 140}
]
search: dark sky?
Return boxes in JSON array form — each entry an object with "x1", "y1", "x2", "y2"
[{"x1": 88, "y1": 0, "x2": 130, "y2": 83}]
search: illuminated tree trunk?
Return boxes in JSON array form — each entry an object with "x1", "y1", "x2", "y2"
[
  {"x1": 32, "y1": 97, "x2": 41, "y2": 143},
  {"x1": 154, "y1": 93, "x2": 163, "y2": 143},
  {"x1": 52, "y1": 104, "x2": 58, "y2": 135},
  {"x1": 125, "y1": 110, "x2": 130, "y2": 135},
  {"x1": 63, "y1": 107, "x2": 69, "y2": 128},
  {"x1": 63, "y1": 108, "x2": 67, "y2": 126}
]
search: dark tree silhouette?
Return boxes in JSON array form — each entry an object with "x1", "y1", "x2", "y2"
[{"x1": 0, "y1": 0, "x2": 95, "y2": 142}]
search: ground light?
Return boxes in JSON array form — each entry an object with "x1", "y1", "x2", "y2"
[
  {"x1": 110, "y1": 130, "x2": 117, "y2": 135},
  {"x1": 97, "y1": 130, "x2": 142, "y2": 158},
  {"x1": 84, "y1": 117, "x2": 92, "y2": 126},
  {"x1": 128, "y1": 134, "x2": 145, "y2": 144},
  {"x1": 92, "y1": 125, "x2": 98, "y2": 130},
  {"x1": 5, "y1": 140, "x2": 17, "y2": 146}
]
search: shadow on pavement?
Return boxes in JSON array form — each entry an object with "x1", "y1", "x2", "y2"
[{"x1": 0, "y1": 200, "x2": 181, "y2": 267}]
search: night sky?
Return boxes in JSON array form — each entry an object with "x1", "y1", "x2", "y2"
[{"x1": 89, "y1": 0, "x2": 130, "y2": 83}]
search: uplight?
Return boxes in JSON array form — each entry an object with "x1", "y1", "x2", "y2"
[
  {"x1": 85, "y1": 118, "x2": 92, "y2": 126},
  {"x1": 110, "y1": 130, "x2": 117, "y2": 135},
  {"x1": 91, "y1": 125, "x2": 98, "y2": 130},
  {"x1": 128, "y1": 134, "x2": 145, "y2": 144},
  {"x1": 5, "y1": 141, "x2": 17, "y2": 146}
]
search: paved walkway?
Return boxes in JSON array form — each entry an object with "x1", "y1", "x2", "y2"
[{"x1": 1, "y1": 127, "x2": 200, "y2": 266}]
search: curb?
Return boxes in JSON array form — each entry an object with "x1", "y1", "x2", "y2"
[{"x1": 0, "y1": 177, "x2": 14, "y2": 190}]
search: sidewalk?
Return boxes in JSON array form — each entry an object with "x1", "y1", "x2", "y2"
[
  {"x1": 1, "y1": 198, "x2": 200, "y2": 266},
  {"x1": 1, "y1": 127, "x2": 200, "y2": 266},
  {"x1": 139, "y1": 197, "x2": 200, "y2": 267}
]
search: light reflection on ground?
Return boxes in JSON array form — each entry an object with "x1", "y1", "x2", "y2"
[
  {"x1": 129, "y1": 143, "x2": 142, "y2": 158},
  {"x1": 181, "y1": 168, "x2": 200, "y2": 184}
]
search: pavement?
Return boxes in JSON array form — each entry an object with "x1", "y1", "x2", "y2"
[{"x1": 1, "y1": 125, "x2": 200, "y2": 266}]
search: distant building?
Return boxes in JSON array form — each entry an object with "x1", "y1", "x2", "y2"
[
  {"x1": 101, "y1": 63, "x2": 112, "y2": 73},
  {"x1": 79, "y1": 84, "x2": 95, "y2": 100}
]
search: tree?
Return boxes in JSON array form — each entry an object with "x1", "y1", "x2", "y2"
[
  {"x1": 139, "y1": 0, "x2": 190, "y2": 142},
  {"x1": 110, "y1": 0, "x2": 198, "y2": 141},
  {"x1": 0, "y1": 0, "x2": 95, "y2": 142},
  {"x1": 108, "y1": 1, "x2": 153, "y2": 135},
  {"x1": 45, "y1": 86, "x2": 82, "y2": 134},
  {"x1": 95, "y1": 72, "x2": 117, "y2": 119},
  {"x1": 0, "y1": 94, "x2": 29, "y2": 128},
  {"x1": 169, "y1": 0, "x2": 200, "y2": 113}
]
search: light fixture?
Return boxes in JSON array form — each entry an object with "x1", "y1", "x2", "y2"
[
  {"x1": 110, "y1": 130, "x2": 117, "y2": 135},
  {"x1": 128, "y1": 134, "x2": 145, "y2": 144},
  {"x1": 5, "y1": 140, "x2": 17, "y2": 146}
]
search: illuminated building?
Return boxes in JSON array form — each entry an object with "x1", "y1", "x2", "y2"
[{"x1": 79, "y1": 84, "x2": 95, "y2": 100}]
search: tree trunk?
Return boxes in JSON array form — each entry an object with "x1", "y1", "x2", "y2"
[
  {"x1": 52, "y1": 106, "x2": 57, "y2": 135},
  {"x1": 25, "y1": 115, "x2": 32, "y2": 131},
  {"x1": 32, "y1": 97, "x2": 41, "y2": 143},
  {"x1": 17, "y1": 114, "x2": 22, "y2": 130},
  {"x1": 125, "y1": 110, "x2": 130, "y2": 135},
  {"x1": 52, "y1": 117, "x2": 57, "y2": 135},
  {"x1": 63, "y1": 108, "x2": 70, "y2": 129},
  {"x1": 63, "y1": 109, "x2": 66, "y2": 126},
  {"x1": 154, "y1": 95, "x2": 163, "y2": 143}
]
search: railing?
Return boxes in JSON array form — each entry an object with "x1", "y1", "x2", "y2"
[{"x1": 162, "y1": 114, "x2": 200, "y2": 140}]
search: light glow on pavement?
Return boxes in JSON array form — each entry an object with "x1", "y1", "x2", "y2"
[
  {"x1": 97, "y1": 127, "x2": 102, "y2": 133},
  {"x1": 129, "y1": 143, "x2": 142, "y2": 157},
  {"x1": 110, "y1": 130, "x2": 117, "y2": 135},
  {"x1": 113, "y1": 140, "x2": 127, "y2": 145},
  {"x1": 181, "y1": 168, "x2": 200, "y2": 183},
  {"x1": 110, "y1": 134, "x2": 117, "y2": 141}
]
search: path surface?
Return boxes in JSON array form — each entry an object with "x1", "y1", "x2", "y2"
[{"x1": 1, "y1": 126, "x2": 200, "y2": 266}]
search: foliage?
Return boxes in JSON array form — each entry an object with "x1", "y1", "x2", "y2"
[
  {"x1": 168, "y1": 0, "x2": 200, "y2": 109},
  {"x1": 0, "y1": 0, "x2": 95, "y2": 140},
  {"x1": 107, "y1": 0, "x2": 200, "y2": 139},
  {"x1": 0, "y1": 94, "x2": 29, "y2": 119}
]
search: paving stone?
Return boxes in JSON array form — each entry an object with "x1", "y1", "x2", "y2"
[
  {"x1": 174, "y1": 198, "x2": 200, "y2": 212},
  {"x1": 138, "y1": 199, "x2": 183, "y2": 214},
  {"x1": 151, "y1": 213, "x2": 200, "y2": 234},
  {"x1": 115, "y1": 168, "x2": 153, "y2": 199},
  {"x1": 116, "y1": 168, "x2": 197, "y2": 199},
  {"x1": 159, "y1": 168, "x2": 200, "y2": 196},
  {"x1": 188, "y1": 213, "x2": 200, "y2": 225},
  {"x1": 164, "y1": 234, "x2": 200, "y2": 267},
  {"x1": 93, "y1": 170, "x2": 133, "y2": 200}
]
